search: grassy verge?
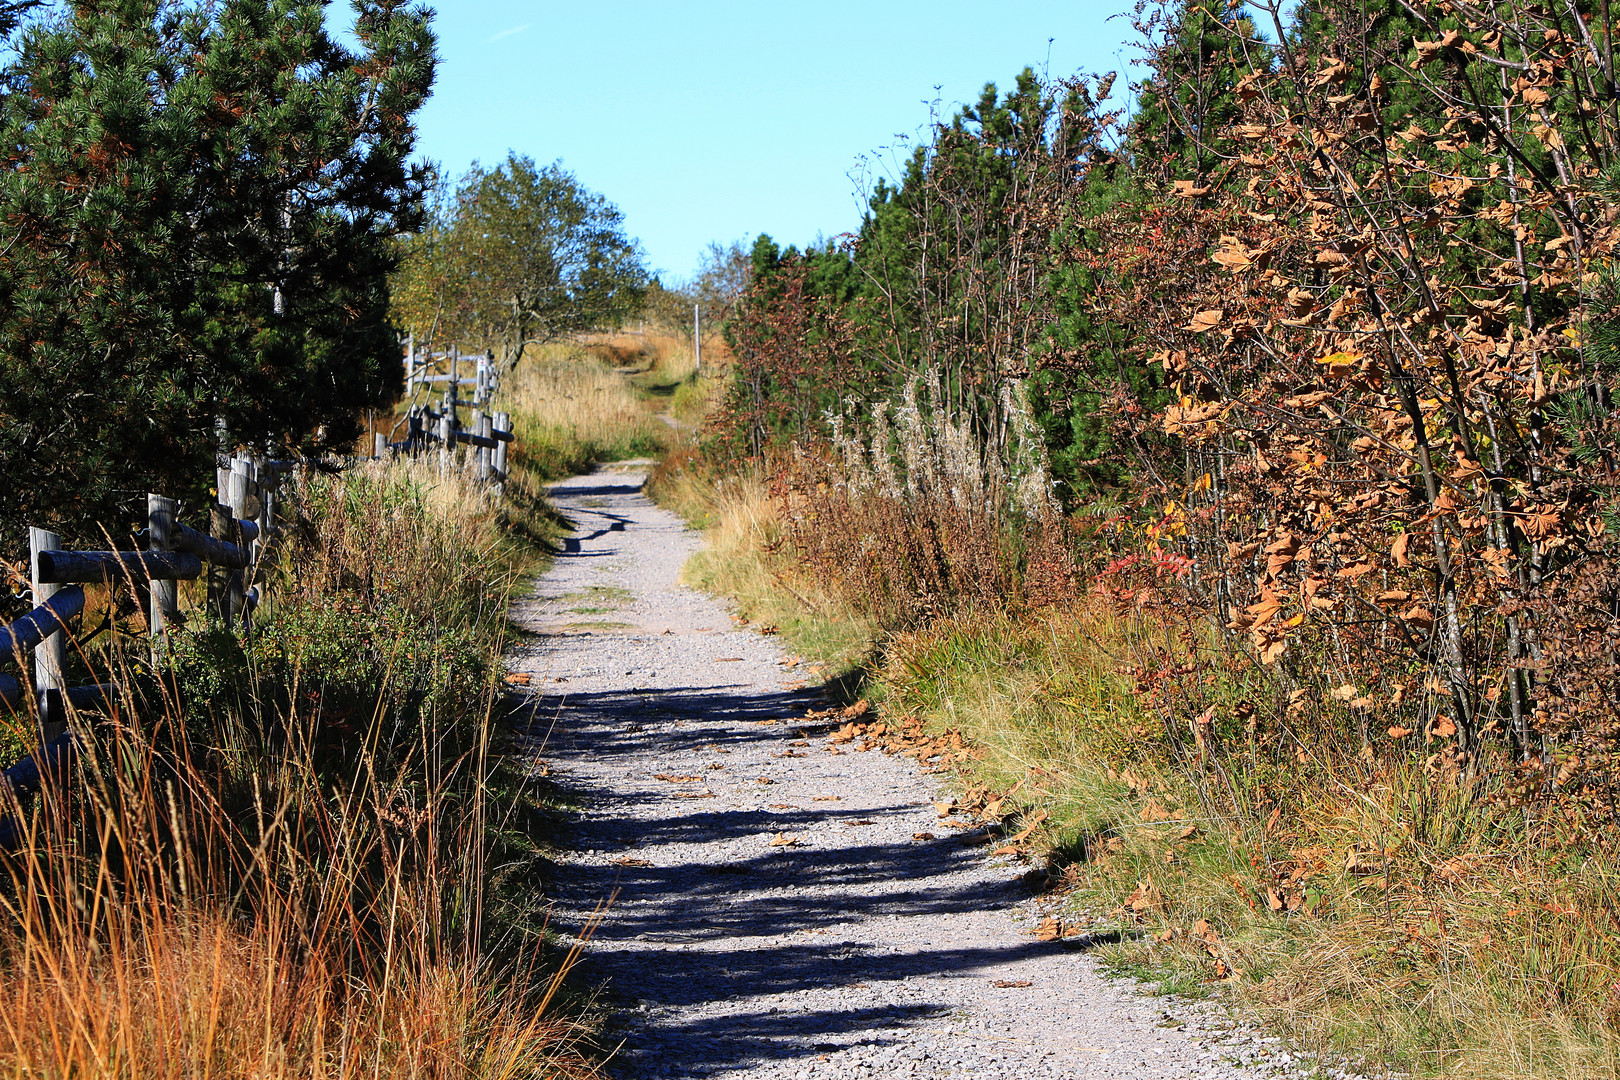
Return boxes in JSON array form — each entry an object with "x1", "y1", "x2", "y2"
[
  {"x1": 0, "y1": 456, "x2": 600, "y2": 1078},
  {"x1": 878, "y1": 604, "x2": 1620, "y2": 1079}
]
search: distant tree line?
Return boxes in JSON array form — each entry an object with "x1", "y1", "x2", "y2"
[{"x1": 715, "y1": 0, "x2": 1620, "y2": 805}]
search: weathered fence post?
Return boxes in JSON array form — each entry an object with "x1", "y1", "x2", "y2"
[
  {"x1": 483, "y1": 412, "x2": 496, "y2": 482},
  {"x1": 374, "y1": 431, "x2": 387, "y2": 460},
  {"x1": 148, "y1": 495, "x2": 178, "y2": 658},
  {"x1": 470, "y1": 408, "x2": 488, "y2": 481},
  {"x1": 29, "y1": 528, "x2": 64, "y2": 742},
  {"x1": 224, "y1": 458, "x2": 253, "y2": 629},
  {"x1": 493, "y1": 410, "x2": 509, "y2": 495},
  {"x1": 438, "y1": 403, "x2": 452, "y2": 476}
]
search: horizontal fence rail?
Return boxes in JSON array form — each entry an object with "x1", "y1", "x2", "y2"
[
  {"x1": 0, "y1": 450, "x2": 280, "y2": 845},
  {"x1": 35, "y1": 550, "x2": 204, "y2": 585},
  {"x1": 0, "y1": 587, "x2": 85, "y2": 659},
  {"x1": 0, "y1": 344, "x2": 519, "y2": 848}
]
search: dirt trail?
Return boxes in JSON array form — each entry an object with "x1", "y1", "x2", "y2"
[{"x1": 505, "y1": 464, "x2": 1313, "y2": 1080}]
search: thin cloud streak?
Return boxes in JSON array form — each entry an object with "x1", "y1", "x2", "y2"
[{"x1": 487, "y1": 24, "x2": 531, "y2": 44}]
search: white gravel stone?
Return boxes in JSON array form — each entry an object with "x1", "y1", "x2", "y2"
[{"x1": 505, "y1": 464, "x2": 1364, "y2": 1080}]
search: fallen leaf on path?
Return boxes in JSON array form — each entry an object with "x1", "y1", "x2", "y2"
[
  {"x1": 503, "y1": 672, "x2": 532, "y2": 685},
  {"x1": 991, "y1": 980, "x2": 1033, "y2": 988},
  {"x1": 913, "y1": 832, "x2": 936, "y2": 841},
  {"x1": 755, "y1": 778, "x2": 775, "y2": 785},
  {"x1": 673, "y1": 791, "x2": 715, "y2": 799},
  {"x1": 758, "y1": 624, "x2": 778, "y2": 634},
  {"x1": 768, "y1": 803, "x2": 798, "y2": 809},
  {"x1": 613, "y1": 857, "x2": 651, "y2": 867},
  {"x1": 813, "y1": 795, "x2": 841, "y2": 801},
  {"x1": 788, "y1": 740, "x2": 809, "y2": 747},
  {"x1": 841, "y1": 700, "x2": 870, "y2": 719},
  {"x1": 653, "y1": 774, "x2": 700, "y2": 783},
  {"x1": 933, "y1": 800, "x2": 958, "y2": 818},
  {"x1": 716, "y1": 657, "x2": 744, "y2": 662},
  {"x1": 754, "y1": 719, "x2": 780, "y2": 726},
  {"x1": 769, "y1": 832, "x2": 801, "y2": 847},
  {"x1": 773, "y1": 751, "x2": 806, "y2": 758},
  {"x1": 707, "y1": 763, "x2": 725, "y2": 770},
  {"x1": 991, "y1": 845, "x2": 1023, "y2": 857},
  {"x1": 846, "y1": 820, "x2": 875, "y2": 826}
]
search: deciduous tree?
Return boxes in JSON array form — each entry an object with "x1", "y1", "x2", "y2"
[{"x1": 391, "y1": 153, "x2": 648, "y2": 364}]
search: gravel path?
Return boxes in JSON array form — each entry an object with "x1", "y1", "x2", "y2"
[{"x1": 505, "y1": 464, "x2": 1315, "y2": 1080}]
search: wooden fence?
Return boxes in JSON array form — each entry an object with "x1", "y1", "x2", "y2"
[
  {"x1": 390, "y1": 338, "x2": 513, "y2": 482},
  {"x1": 0, "y1": 338, "x2": 517, "y2": 844}
]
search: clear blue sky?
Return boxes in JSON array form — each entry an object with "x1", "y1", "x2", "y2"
[{"x1": 408, "y1": 2, "x2": 1134, "y2": 282}]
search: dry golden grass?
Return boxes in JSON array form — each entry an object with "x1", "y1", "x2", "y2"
[
  {"x1": 0, "y1": 902, "x2": 599, "y2": 1079},
  {"x1": 505, "y1": 348, "x2": 668, "y2": 480},
  {"x1": 581, "y1": 329, "x2": 728, "y2": 429}
]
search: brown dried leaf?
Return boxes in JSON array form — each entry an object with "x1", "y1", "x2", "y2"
[{"x1": 1391, "y1": 532, "x2": 1412, "y2": 567}]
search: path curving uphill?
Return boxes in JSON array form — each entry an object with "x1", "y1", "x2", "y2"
[{"x1": 505, "y1": 464, "x2": 1312, "y2": 1080}]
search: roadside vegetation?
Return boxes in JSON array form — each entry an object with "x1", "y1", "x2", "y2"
[
  {"x1": 0, "y1": 454, "x2": 604, "y2": 1077},
  {"x1": 653, "y1": 0, "x2": 1620, "y2": 1075}
]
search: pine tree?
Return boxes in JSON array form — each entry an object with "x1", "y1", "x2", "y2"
[{"x1": 0, "y1": 0, "x2": 436, "y2": 545}]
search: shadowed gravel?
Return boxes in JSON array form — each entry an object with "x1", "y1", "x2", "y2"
[{"x1": 504, "y1": 463, "x2": 1324, "y2": 1080}]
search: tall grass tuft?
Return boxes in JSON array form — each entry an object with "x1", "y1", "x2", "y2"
[
  {"x1": 0, "y1": 461, "x2": 600, "y2": 1079},
  {"x1": 780, "y1": 370, "x2": 1076, "y2": 629}
]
